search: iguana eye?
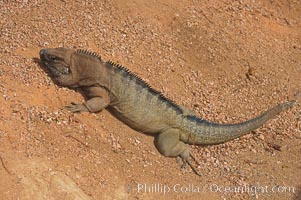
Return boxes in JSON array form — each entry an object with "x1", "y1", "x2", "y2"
[{"x1": 50, "y1": 55, "x2": 59, "y2": 61}]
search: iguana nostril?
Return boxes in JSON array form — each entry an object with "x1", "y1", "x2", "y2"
[{"x1": 39, "y1": 49, "x2": 46, "y2": 57}]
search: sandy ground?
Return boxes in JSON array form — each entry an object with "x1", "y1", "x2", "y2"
[{"x1": 0, "y1": 0, "x2": 300, "y2": 199}]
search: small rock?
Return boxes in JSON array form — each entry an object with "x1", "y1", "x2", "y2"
[{"x1": 258, "y1": 134, "x2": 265, "y2": 140}]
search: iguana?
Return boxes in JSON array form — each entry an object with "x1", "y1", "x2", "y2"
[{"x1": 39, "y1": 47, "x2": 296, "y2": 175}]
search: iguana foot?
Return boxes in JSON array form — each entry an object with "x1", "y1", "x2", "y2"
[
  {"x1": 176, "y1": 149, "x2": 201, "y2": 176},
  {"x1": 176, "y1": 156, "x2": 188, "y2": 170},
  {"x1": 179, "y1": 152, "x2": 201, "y2": 176},
  {"x1": 65, "y1": 102, "x2": 89, "y2": 113}
]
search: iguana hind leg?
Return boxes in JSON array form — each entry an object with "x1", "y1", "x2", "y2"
[{"x1": 155, "y1": 129, "x2": 201, "y2": 175}]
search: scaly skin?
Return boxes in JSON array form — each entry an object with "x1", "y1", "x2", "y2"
[{"x1": 39, "y1": 47, "x2": 296, "y2": 175}]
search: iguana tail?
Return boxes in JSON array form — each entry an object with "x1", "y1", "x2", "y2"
[{"x1": 182, "y1": 101, "x2": 296, "y2": 145}]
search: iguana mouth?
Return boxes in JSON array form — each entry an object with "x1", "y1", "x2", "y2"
[{"x1": 47, "y1": 64, "x2": 70, "y2": 77}]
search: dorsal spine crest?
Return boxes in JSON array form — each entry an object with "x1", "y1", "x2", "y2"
[
  {"x1": 105, "y1": 61, "x2": 182, "y2": 113},
  {"x1": 76, "y1": 49, "x2": 102, "y2": 61}
]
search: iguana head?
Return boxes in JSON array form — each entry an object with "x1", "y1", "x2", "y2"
[{"x1": 39, "y1": 47, "x2": 102, "y2": 87}]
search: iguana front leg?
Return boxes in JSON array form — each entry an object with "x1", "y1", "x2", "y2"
[{"x1": 65, "y1": 86, "x2": 110, "y2": 113}]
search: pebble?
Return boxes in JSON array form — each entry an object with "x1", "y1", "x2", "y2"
[{"x1": 258, "y1": 134, "x2": 265, "y2": 140}]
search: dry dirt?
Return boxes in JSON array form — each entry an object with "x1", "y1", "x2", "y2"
[{"x1": 0, "y1": 0, "x2": 301, "y2": 199}]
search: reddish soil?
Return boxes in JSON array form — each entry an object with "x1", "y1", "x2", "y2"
[{"x1": 0, "y1": 0, "x2": 300, "y2": 199}]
